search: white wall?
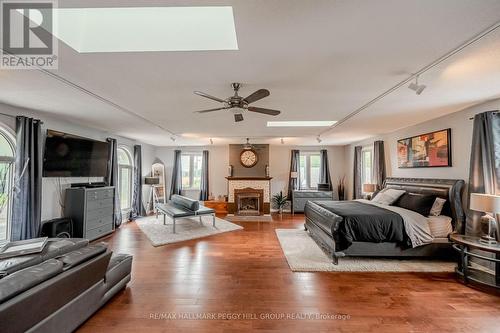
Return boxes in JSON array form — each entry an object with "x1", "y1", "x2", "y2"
[
  {"x1": 0, "y1": 102, "x2": 157, "y2": 221},
  {"x1": 156, "y1": 144, "x2": 346, "y2": 202},
  {"x1": 344, "y1": 98, "x2": 500, "y2": 199}
]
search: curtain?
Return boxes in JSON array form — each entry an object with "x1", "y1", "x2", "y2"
[
  {"x1": 199, "y1": 150, "x2": 209, "y2": 201},
  {"x1": 169, "y1": 150, "x2": 182, "y2": 199},
  {"x1": 106, "y1": 138, "x2": 122, "y2": 227},
  {"x1": 465, "y1": 111, "x2": 500, "y2": 236},
  {"x1": 131, "y1": 144, "x2": 145, "y2": 219},
  {"x1": 353, "y1": 146, "x2": 362, "y2": 199},
  {"x1": 11, "y1": 116, "x2": 42, "y2": 240},
  {"x1": 287, "y1": 150, "x2": 300, "y2": 199},
  {"x1": 319, "y1": 149, "x2": 333, "y2": 191},
  {"x1": 373, "y1": 140, "x2": 386, "y2": 190}
]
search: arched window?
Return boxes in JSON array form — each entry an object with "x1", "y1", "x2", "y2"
[
  {"x1": 117, "y1": 147, "x2": 133, "y2": 211},
  {"x1": 0, "y1": 128, "x2": 14, "y2": 241}
]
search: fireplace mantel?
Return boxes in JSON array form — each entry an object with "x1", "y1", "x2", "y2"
[{"x1": 226, "y1": 177, "x2": 272, "y2": 181}]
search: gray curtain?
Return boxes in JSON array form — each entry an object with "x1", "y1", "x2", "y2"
[
  {"x1": 353, "y1": 146, "x2": 362, "y2": 199},
  {"x1": 11, "y1": 116, "x2": 42, "y2": 240},
  {"x1": 131, "y1": 145, "x2": 145, "y2": 219},
  {"x1": 106, "y1": 138, "x2": 122, "y2": 227},
  {"x1": 373, "y1": 140, "x2": 386, "y2": 190},
  {"x1": 288, "y1": 150, "x2": 300, "y2": 199},
  {"x1": 319, "y1": 149, "x2": 332, "y2": 191},
  {"x1": 199, "y1": 150, "x2": 209, "y2": 201},
  {"x1": 169, "y1": 150, "x2": 182, "y2": 199},
  {"x1": 465, "y1": 111, "x2": 500, "y2": 236}
]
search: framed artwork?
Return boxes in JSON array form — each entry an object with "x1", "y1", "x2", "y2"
[{"x1": 397, "y1": 128, "x2": 451, "y2": 168}]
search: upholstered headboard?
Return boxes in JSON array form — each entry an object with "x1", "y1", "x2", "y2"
[{"x1": 382, "y1": 177, "x2": 465, "y2": 233}]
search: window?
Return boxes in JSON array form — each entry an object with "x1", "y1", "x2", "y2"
[
  {"x1": 361, "y1": 147, "x2": 373, "y2": 191},
  {"x1": 299, "y1": 152, "x2": 321, "y2": 189},
  {"x1": 181, "y1": 152, "x2": 202, "y2": 190},
  {"x1": 117, "y1": 147, "x2": 133, "y2": 210},
  {"x1": 0, "y1": 128, "x2": 14, "y2": 241}
]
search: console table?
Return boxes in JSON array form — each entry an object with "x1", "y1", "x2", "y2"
[{"x1": 450, "y1": 234, "x2": 500, "y2": 289}]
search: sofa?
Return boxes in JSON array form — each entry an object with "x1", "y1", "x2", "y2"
[
  {"x1": 156, "y1": 194, "x2": 215, "y2": 233},
  {"x1": 0, "y1": 238, "x2": 132, "y2": 333}
]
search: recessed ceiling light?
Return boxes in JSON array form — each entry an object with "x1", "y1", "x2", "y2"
[
  {"x1": 267, "y1": 121, "x2": 336, "y2": 127},
  {"x1": 49, "y1": 7, "x2": 238, "y2": 53}
]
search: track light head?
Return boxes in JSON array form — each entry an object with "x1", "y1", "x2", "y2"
[
  {"x1": 209, "y1": 138, "x2": 213, "y2": 145},
  {"x1": 280, "y1": 138, "x2": 284, "y2": 144},
  {"x1": 170, "y1": 136, "x2": 176, "y2": 142},
  {"x1": 316, "y1": 136, "x2": 322, "y2": 143},
  {"x1": 408, "y1": 76, "x2": 426, "y2": 95}
]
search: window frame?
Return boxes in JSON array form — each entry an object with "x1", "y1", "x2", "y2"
[
  {"x1": 361, "y1": 146, "x2": 373, "y2": 193},
  {"x1": 0, "y1": 126, "x2": 15, "y2": 243},
  {"x1": 117, "y1": 147, "x2": 133, "y2": 211},
  {"x1": 299, "y1": 151, "x2": 321, "y2": 190},
  {"x1": 181, "y1": 152, "x2": 203, "y2": 190}
]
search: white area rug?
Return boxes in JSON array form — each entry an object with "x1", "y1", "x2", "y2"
[
  {"x1": 225, "y1": 214, "x2": 273, "y2": 222},
  {"x1": 136, "y1": 215, "x2": 243, "y2": 247},
  {"x1": 275, "y1": 229, "x2": 455, "y2": 272}
]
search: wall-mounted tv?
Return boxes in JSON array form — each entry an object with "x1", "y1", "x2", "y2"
[{"x1": 43, "y1": 130, "x2": 110, "y2": 177}]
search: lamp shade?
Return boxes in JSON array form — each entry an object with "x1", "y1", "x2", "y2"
[
  {"x1": 290, "y1": 171, "x2": 298, "y2": 179},
  {"x1": 363, "y1": 183, "x2": 377, "y2": 193},
  {"x1": 144, "y1": 177, "x2": 160, "y2": 185},
  {"x1": 470, "y1": 193, "x2": 500, "y2": 213}
]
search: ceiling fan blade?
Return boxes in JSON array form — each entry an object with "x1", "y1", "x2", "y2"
[
  {"x1": 195, "y1": 107, "x2": 228, "y2": 113},
  {"x1": 194, "y1": 91, "x2": 226, "y2": 103},
  {"x1": 234, "y1": 114, "x2": 244, "y2": 122},
  {"x1": 244, "y1": 89, "x2": 270, "y2": 104},
  {"x1": 247, "y1": 106, "x2": 281, "y2": 116}
]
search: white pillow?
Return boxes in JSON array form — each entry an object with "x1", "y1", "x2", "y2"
[
  {"x1": 429, "y1": 197, "x2": 446, "y2": 216},
  {"x1": 371, "y1": 188, "x2": 406, "y2": 205},
  {"x1": 428, "y1": 215, "x2": 453, "y2": 238}
]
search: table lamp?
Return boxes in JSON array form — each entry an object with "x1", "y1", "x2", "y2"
[
  {"x1": 470, "y1": 193, "x2": 500, "y2": 244},
  {"x1": 363, "y1": 183, "x2": 377, "y2": 199}
]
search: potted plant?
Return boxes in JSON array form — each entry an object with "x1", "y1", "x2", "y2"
[{"x1": 272, "y1": 191, "x2": 289, "y2": 215}]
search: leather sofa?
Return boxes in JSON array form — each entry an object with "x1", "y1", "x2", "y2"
[
  {"x1": 292, "y1": 190, "x2": 334, "y2": 213},
  {"x1": 0, "y1": 238, "x2": 132, "y2": 333}
]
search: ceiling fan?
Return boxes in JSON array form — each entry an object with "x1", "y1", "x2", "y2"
[{"x1": 194, "y1": 83, "x2": 281, "y2": 122}]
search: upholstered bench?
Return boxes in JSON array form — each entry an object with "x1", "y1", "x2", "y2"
[{"x1": 156, "y1": 195, "x2": 216, "y2": 233}]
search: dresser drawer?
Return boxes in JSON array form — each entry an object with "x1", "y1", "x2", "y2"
[
  {"x1": 86, "y1": 206, "x2": 113, "y2": 221},
  {"x1": 85, "y1": 224, "x2": 113, "y2": 241},
  {"x1": 86, "y1": 215, "x2": 113, "y2": 230},
  {"x1": 87, "y1": 198, "x2": 113, "y2": 211},
  {"x1": 86, "y1": 189, "x2": 114, "y2": 201}
]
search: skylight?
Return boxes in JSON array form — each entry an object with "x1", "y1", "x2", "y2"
[
  {"x1": 267, "y1": 121, "x2": 337, "y2": 127},
  {"x1": 51, "y1": 7, "x2": 238, "y2": 53}
]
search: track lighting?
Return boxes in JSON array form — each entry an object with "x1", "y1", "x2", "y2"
[
  {"x1": 280, "y1": 138, "x2": 284, "y2": 144},
  {"x1": 209, "y1": 138, "x2": 214, "y2": 145},
  {"x1": 170, "y1": 136, "x2": 176, "y2": 142},
  {"x1": 316, "y1": 136, "x2": 322, "y2": 143},
  {"x1": 408, "y1": 75, "x2": 426, "y2": 95}
]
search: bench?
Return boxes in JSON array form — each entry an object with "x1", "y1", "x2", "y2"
[{"x1": 156, "y1": 195, "x2": 216, "y2": 233}]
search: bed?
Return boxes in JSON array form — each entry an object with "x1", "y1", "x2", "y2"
[{"x1": 304, "y1": 177, "x2": 465, "y2": 264}]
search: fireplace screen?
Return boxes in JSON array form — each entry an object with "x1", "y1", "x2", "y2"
[{"x1": 237, "y1": 194, "x2": 260, "y2": 215}]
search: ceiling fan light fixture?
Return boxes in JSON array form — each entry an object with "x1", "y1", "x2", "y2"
[{"x1": 234, "y1": 113, "x2": 244, "y2": 122}]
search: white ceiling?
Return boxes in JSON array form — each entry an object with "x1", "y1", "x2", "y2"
[{"x1": 1, "y1": 0, "x2": 500, "y2": 146}]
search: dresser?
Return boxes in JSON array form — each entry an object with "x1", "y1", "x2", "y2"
[{"x1": 64, "y1": 186, "x2": 115, "y2": 241}]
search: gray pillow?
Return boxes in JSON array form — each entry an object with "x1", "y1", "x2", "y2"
[
  {"x1": 371, "y1": 188, "x2": 406, "y2": 205},
  {"x1": 171, "y1": 195, "x2": 200, "y2": 211}
]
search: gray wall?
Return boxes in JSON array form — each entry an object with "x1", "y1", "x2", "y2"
[{"x1": 229, "y1": 144, "x2": 269, "y2": 177}]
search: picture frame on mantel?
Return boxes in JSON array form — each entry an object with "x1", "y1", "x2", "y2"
[{"x1": 397, "y1": 128, "x2": 451, "y2": 168}]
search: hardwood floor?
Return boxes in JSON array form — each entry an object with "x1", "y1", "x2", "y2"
[{"x1": 78, "y1": 214, "x2": 500, "y2": 333}]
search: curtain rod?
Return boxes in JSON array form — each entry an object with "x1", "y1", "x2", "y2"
[{"x1": 0, "y1": 112, "x2": 44, "y2": 124}]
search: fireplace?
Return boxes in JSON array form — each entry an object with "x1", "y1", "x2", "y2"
[{"x1": 235, "y1": 188, "x2": 264, "y2": 216}]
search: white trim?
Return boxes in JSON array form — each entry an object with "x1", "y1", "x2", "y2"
[{"x1": 0, "y1": 123, "x2": 15, "y2": 242}]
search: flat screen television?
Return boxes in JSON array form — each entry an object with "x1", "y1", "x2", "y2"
[{"x1": 43, "y1": 130, "x2": 110, "y2": 177}]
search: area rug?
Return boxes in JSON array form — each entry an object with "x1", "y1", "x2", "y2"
[
  {"x1": 225, "y1": 214, "x2": 273, "y2": 222},
  {"x1": 275, "y1": 229, "x2": 455, "y2": 272},
  {"x1": 135, "y1": 215, "x2": 243, "y2": 247}
]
